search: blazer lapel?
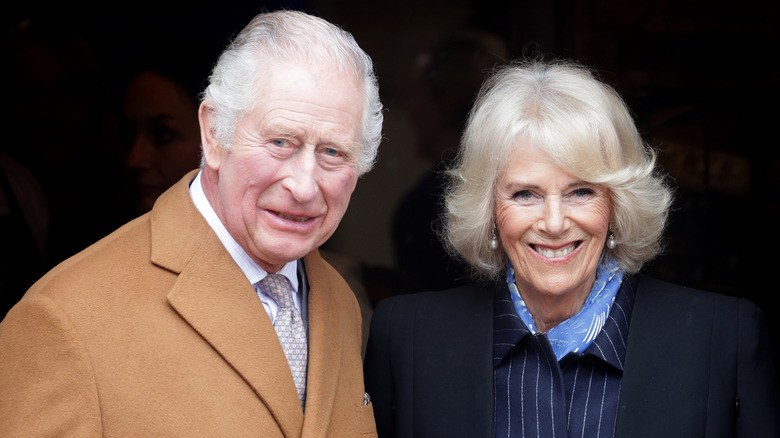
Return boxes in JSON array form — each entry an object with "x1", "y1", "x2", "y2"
[
  {"x1": 153, "y1": 171, "x2": 304, "y2": 436},
  {"x1": 615, "y1": 275, "x2": 713, "y2": 438}
]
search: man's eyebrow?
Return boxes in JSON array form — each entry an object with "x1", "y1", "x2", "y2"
[{"x1": 258, "y1": 121, "x2": 301, "y2": 138}]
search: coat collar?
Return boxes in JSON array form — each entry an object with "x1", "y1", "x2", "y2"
[{"x1": 299, "y1": 251, "x2": 347, "y2": 435}]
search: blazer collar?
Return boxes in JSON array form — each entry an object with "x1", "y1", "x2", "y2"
[
  {"x1": 493, "y1": 282, "x2": 531, "y2": 367},
  {"x1": 149, "y1": 170, "x2": 210, "y2": 274},
  {"x1": 583, "y1": 275, "x2": 636, "y2": 371},
  {"x1": 615, "y1": 275, "x2": 711, "y2": 437}
]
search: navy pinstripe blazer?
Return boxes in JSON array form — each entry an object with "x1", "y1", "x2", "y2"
[{"x1": 364, "y1": 275, "x2": 780, "y2": 437}]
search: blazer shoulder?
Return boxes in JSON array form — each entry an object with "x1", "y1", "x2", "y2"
[
  {"x1": 369, "y1": 282, "x2": 496, "y2": 357},
  {"x1": 618, "y1": 275, "x2": 779, "y2": 437},
  {"x1": 636, "y1": 274, "x2": 745, "y2": 307},
  {"x1": 629, "y1": 274, "x2": 765, "y2": 349},
  {"x1": 374, "y1": 282, "x2": 495, "y2": 316}
]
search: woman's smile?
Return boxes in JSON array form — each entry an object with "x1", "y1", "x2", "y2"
[
  {"x1": 530, "y1": 241, "x2": 582, "y2": 260},
  {"x1": 494, "y1": 142, "x2": 611, "y2": 313}
]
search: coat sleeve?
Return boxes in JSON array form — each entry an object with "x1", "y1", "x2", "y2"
[
  {"x1": 0, "y1": 294, "x2": 102, "y2": 437},
  {"x1": 735, "y1": 298, "x2": 780, "y2": 437}
]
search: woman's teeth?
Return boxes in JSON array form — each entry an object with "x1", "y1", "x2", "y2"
[{"x1": 533, "y1": 242, "x2": 578, "y2": 259}]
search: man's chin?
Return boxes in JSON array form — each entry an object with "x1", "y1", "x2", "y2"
[{"x1": 251, "y1": 241, "x2": 317, "y2": 271}]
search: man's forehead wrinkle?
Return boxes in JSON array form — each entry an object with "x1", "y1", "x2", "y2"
[
  {"x1": 262, "y1": 98, "x2": 360, "y2": 120},
  {"x1": 255, "y1": 109, "x2": 357, "y2": 148}
]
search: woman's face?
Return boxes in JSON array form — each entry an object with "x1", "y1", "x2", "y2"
[{"x1": 494, "y1": 141, "x2": 611, "y2": 312}]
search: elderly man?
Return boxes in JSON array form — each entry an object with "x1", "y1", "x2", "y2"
[{"x1": 0, "y1": 10, "x2": 382, "y2": 437}]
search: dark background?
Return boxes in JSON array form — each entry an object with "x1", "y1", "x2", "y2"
[{"x1": 4, "y1": 0, "x2": 780, "y2": 356}]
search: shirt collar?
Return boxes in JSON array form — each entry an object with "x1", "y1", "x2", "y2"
[
  {"x1": 493, "y1": 273, "x2": 636, "y2": 372},
  {"x1": 506, "y1": 258, "x2": 623, "y2": 360},
  {"x1": 576, "y1": 274, "x2": 636, "y2": 371},
  {"x1": 188, "y1": 170, "x2": 299, "y2": 291}
]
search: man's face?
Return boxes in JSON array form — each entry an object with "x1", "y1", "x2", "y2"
[{"x1": 201, "y1": 63, "x2": 363, "y2": 273}]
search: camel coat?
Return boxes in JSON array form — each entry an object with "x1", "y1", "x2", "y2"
[{"x1": 0, "y1": 170, "x2": 377, "y2": 437}]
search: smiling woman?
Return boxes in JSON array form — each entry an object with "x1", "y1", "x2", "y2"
[
  {"x1": 364, "y1": 59, "x2": 779, "y2": 438},
  {"x1": 494, "y1": 142, "x2": 612, "y2": 332}
]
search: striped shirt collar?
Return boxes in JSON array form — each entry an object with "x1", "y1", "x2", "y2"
[
  {"x1": 494, "y1": 275, "x2": 636, "y2": 371},
  {"x1": 506, "y1": 258, "x2": 624, "y2": 360}
]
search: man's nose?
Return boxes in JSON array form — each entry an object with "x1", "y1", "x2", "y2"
[{"x1": 283, "y1": 149, "x2": 319, "y2": 203}]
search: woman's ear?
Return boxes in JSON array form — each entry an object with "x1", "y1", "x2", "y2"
[{"x1": 199, "y1": 102, "x2": 223, "y2": 170}]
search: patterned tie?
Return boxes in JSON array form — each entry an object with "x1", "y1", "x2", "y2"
[{"x1": 258, "y1": 273, "x2": 307, "y2": 407}]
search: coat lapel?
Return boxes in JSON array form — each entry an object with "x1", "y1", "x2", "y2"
[
  {"x1": 152, "y1": 171, "x2": 303, "y2": 436},
  {"x1": 299, "y1": 251, "x2": 344, "y2": 434}
]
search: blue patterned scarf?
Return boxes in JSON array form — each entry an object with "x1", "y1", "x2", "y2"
[{"x1": 506, "y1": 257, "x2": 624, "y2": 360}]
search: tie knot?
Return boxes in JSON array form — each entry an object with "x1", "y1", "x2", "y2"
[{"x1": 259, "y1": 274, "x2": 294, "y2": 309}]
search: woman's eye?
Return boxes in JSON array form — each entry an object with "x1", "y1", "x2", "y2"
[
  {"x1": 512, "y1": 190, "x2": 533, "y2": 200},
  {"x1": 571, "y1": 187, "x2": 595, "y2": 197}
]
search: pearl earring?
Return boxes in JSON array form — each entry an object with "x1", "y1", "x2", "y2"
[
  {"x1": 607, "y1": 233, "x2": 616, "y2": 249},
  {"x1": 490, "y1": 226, "x2": 499, "y2": 250}
]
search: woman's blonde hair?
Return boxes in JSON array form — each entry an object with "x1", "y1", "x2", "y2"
[{"x1": 443, "y1": 59, "x2": 672, "y2": 280}]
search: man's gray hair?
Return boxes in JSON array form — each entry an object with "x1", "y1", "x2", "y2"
[{"x1": 201, "y1": 10, "x2": 383, "y2": 175}]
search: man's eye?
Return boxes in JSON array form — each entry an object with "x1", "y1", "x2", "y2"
[
  {"x1": 324, "y1": 147, "x2": 340, "y2": 157},
  {"x1": 271, "y1": 139, "x2": 288, "y2": 147}
]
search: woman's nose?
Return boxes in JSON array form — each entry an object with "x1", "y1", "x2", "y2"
[{"x1": 539, "y1": 197, "x2": 566, "y2": 235}]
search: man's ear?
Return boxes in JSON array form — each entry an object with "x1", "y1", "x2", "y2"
[{"x1": 199, "y1": 102, "x2": 223, "y2": 170}]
